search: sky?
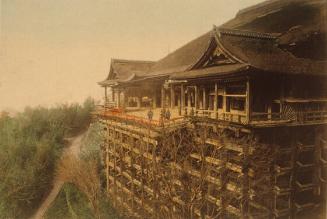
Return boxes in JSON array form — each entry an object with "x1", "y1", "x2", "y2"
[{"x1": 0, "y1": 0, "x2": 264, "y2": 111}]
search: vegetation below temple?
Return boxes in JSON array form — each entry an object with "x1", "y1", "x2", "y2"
[
  {"x1": 0, "y1": 98, "x2": 95, "y2": 219},
  {"x1": 45, "y1": 122, "x2": 120, "y2": 219}
]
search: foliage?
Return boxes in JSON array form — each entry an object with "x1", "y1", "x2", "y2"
[
  {"x1": 45, "y1": 122, "x2": 120, "y2": 219},
  {"x1": 45, "y1": 183, "x2": 120, "y2": 219},
  {"x1": 0, "y1": 98, "x2": 95, "y2": 219}
]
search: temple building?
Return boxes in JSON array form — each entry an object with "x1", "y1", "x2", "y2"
[{"x1": 96, "y1": 0, "x2": 327, "y2": 218}]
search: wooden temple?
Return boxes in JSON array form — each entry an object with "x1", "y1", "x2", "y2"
[{"x1": 95, "y1": 0, "x2": 327, "y2": 218}]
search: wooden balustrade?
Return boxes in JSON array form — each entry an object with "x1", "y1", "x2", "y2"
[{"x1": 95, "y1": 104, "x2": 327, "y2": 127}]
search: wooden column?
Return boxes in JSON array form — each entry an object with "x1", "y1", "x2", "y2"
[
  {"x1": 246, "y1": 78, "x2": 251, "y2": 123},
  {"x1": 223, "y1": 87, "x2": 227, "y2": 119},
  {"x1": 194, "y1": 85, "x2": 198, "y2": 110},
  {"x1": 152, "y1": 93, "x2": 157, "y2": 108},
  {"x1": 112, "y1": 89, "x2": 115, "y2": 102},
  {"x1": 170, "y1": 85, "x2": 175, "y2": 108},
  {"x1": 161, "y1": 87, "x2": 165, "y2": 108},
  {"x1": 117, "y1": 90, "x2": 121, "y2": 108},
  {"x1": 267, "y1": 104, "x2": 272, "y2": 120},
  {"x1": 203, "y1": 88, "x2": 207, "y2": 110},
  {"x1": 121, "y1": 91, "x2": 126, "y2": 108},
  {"x1": 136, "y1": 96, "x2": 141, "y2": 109},
  {"x1": 280, "y1": 76, "x2": 285, "y2": 117},
  {"x1": 105, "y1": 86, "x2": 108, "y2": 104},
  {"x1": 214, "y1": 83, "x2": 218, "y2": 119},
  {"x1": 181, "y1": 84, "x2": 185, "y2": 113},
  {"x1": 187, "y1": 89, "x2": 192, "y2": 108}
]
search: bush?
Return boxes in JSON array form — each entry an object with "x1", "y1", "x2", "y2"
[
  {"x1": 0, "y1": 98, "x2": 95, "y2": 219},
  {"x1": 45, "y1": 122, "x2": 120, "y2": 219}
]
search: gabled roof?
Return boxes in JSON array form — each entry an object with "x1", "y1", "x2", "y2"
[
  {"x1": 146, "y1": 32, "x2": 214, "y2": 76},
  {"x1": 99, "y1": 0, "x2": 327, "y2": 87},
  {"x1": 215, "y1": 28, "x2": 327, "y2": 75},
  {"x1": 98, "y1": 59, "x2": 155, "y2": 86},
  {"x1": 221, "y1": 0, "x2": 327, "y2": 61},
  {"x1": 222, "y1": 0, "x2": 326, "y2": 35}
]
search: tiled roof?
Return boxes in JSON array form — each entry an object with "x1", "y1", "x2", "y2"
[{"x1": 146, "y1": 32, "x2": 214, "y2": 76}]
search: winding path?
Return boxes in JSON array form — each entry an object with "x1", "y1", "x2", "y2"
[{"x1": 30, "y1": 133, "x2": 85, "y2": 219}]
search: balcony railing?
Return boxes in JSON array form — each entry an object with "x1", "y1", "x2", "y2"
[
  {"x1": 95, "y1": 104, "x2": 327, "y2": 127},
  {"x1": 251, "y1": 110, "x2": 327, "y2": 125},
  {"x1": 93, "y1": 105, "x2": 184, "y2": 128}
]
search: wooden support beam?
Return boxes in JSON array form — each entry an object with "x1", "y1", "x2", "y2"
[
  {"x1": 105, "y1": 86, "x2": 108, "y2": 104},
  {"x1": 106, "y1": 123, "x2": 110, "y2": 194},
  {"x1": 203, "y1": 88, "x2": 207, "y2": 110},
  {"x1": 181, "y1": 84, "x2": 185, "y2": 114},
  {"x1": 170, "y1": 85, "x2": 175, "y2": 108},
  {"x1": 136, "y1": 96, "x2": 141, "y2": 109},
  {"x1": 267, "y1": 104, "x2": 272, "y2": 120},
  {"x1": 161, "y1": 87, "x2": 165, "y2": 108},
  {"x1": 187, "y1": 89, "x2": 192, "y2": 108},
  {"x1": 112, "y1": 89, "x2": 115, "y2": 102},
  {"x1": 214, "y1": 83, "x2": 218, "y2": 119},
  {"x1": 280, "y1": 76, "x2": 285, "y2": 115},
  {"x1": 117, "y1": 90, "x2": 121, "y2": 108},
  {"x1": 152, "y1": 93, "x2": 157, "y2": 108},
  {"x1": 246, "y1": 78, "x2": 251, "y2": 123},
  {"x1": 195, "y1": 85, "x2": 198, "y2": 110},
  {"x1": 121, "y1": 91, "x2": 126, "y2": 108}
]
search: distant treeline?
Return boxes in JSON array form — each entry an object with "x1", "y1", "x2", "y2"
[{"x1": 0, "y1": 98, "x2": 95, "y2": 219}]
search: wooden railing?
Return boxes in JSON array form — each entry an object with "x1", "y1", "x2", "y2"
[
  {"x1": 297, "y1": 110, "x2": 327, "y2": 123},
  {"x1": 251, "y1": 112, "x2": 283, "y2": 122},
  {"x1": 95, "y1": 105, "x2": 327, "y2": 127},
  {"x1": 189, "y1": 108, "x2": 247, "y2": 124},
  {"x1": 94, "y1": 106, "x2": 184, "y2": 127},
  {"x1": 251, "y1": 110, "x2": 327, "y2": 124}
]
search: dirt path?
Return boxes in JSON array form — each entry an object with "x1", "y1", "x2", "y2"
[{"x1": 30, "y1": 133, "x2": 85, "y2": 219}]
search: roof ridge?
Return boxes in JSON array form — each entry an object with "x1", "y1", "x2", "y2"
[
  {"x1": 217, "y1": 27, "x2": 279, "y2": 40},
  {"x1": 111, "y1": 58, "x2": 155, "y2": 64}
]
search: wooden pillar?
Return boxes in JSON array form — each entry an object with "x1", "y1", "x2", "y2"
[
  {"x1": 105, "y1": 125, "x2": 110, "y2": 193},
  {"x1": 267, "y1": 104, "x2": 272, "y2": 120},
  {"x1": 152, "y1": 93, "x2": 157, "y2": 108},
  {"x1": 112, "y1": 88, "x2": 115, "y2": 102},
  {"x1": 194, "y1": 85, "x2": 198, "y2": 110},
  {"x1": 223, "y1": 87, "x2": 227, "y2": 119},
  {"x1": 117, "y1": 90, "x2": 121, "y2": 108},
  {"x1": 170, "y1": 85, "x2": 175, "y2": 108},
  {"x1": 203, "y1": 88, "x2": 207, "y2": 110},
  {"x1": 105, "y1": 86, "x2": 108, "y2": 104},
  {"x1": 280, "y1": 76, "x2": 285, "y2": 118},
  {"x1": 246, "y1": 78, "x2": 251, "y2": 123},
  {"x1": 161, "y1": 87, "x2": 165, "y2": 108},
  {"x1": 187, "y1": 89, "x2": 192, "y2": 108},
  {"x1": 214, "y1": 83, "x2": 218, "y2": 119},
  {"x1": 136, "y1": 96, "x2": 141, "y2": 109},
  {"x1": 121, "y1": 91, "x2": 126, "y2": 108},
  {"x1": 181, "y1": 84, "x2": 185, "y2": 112}
]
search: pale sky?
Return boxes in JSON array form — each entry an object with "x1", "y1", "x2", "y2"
[{"x1": 0, "y1": 0, "x2": 264, "y2": 111}]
